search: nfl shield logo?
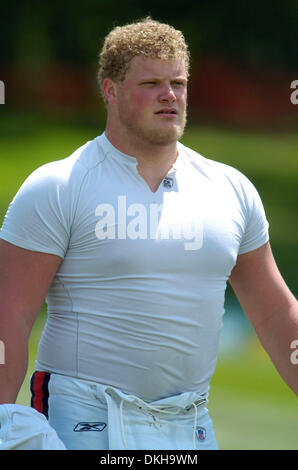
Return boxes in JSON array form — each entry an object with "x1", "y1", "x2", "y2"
[
  {"x1": 196, "y1": 426, "x2": 206, "y2": 441},
  {"x1": 163, "y1": 176, "x2": 174, "y2": 188}
]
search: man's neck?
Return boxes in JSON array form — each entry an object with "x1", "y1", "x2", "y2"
[{"x1": 105, "y1": 127, "x2": 178, "y2": 193}]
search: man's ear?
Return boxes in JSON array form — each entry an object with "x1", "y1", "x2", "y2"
[{"x1": 102, "y1": 78, "x2": 118, "y2": 105}]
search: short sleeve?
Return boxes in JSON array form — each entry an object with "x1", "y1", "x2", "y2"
[
  {"x1": 0, "y1": 162, "x2": 72, "y2": 258},
  {"x1": 238, "y1": 175, "x2": 269, "y2": 255}
]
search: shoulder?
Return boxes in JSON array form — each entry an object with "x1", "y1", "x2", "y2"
[
  {"x1": 178, "y1": 141, "x2": 258, "y2": 197},
  {"x1": 15, "y1": 136, "x2": 106, "y2": 201},
  {"x1": 26, "y1": 137, "x2": 103, "y2": 186},
  {"x1": 0, "y1": 137, "x2": 105, "y2": 256}
]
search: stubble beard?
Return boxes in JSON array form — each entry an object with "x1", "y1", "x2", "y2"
[{"x1": 119, "y1": 107, "x2": 187, "y2": 148}]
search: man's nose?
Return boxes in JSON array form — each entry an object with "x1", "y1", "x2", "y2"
[{"x1": 159, "y1": 84, "x2": 176, "y2": 103}]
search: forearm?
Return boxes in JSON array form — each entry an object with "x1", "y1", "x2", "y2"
[
  {"x1": 0, "y1": 315, "x2": 31, "y2": 404},
  {"x1": 253, "y1": 300, "x2": 298, "y2": 395}
]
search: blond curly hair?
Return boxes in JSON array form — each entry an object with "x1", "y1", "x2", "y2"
[{"x1": 98, "y1": 17, "x2": 190, "y2": 98}]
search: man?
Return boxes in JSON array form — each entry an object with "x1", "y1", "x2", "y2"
[{"x1": 0, "y1": 18, "x2": 297, "y2": 450}]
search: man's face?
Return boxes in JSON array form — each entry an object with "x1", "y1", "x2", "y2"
[{"x1": 113, "y1": 56, "x2": 188, "y2": 146}]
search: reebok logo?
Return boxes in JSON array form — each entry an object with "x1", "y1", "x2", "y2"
[{"x1": 73, "y1": 422, "x2": 107, "y2": 432}]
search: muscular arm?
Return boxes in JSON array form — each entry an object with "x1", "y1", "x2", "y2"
[
  {"x1": 0, "y1": 240, "x2": 62, "y2": 403},
  {"x1": 229, "y1": 241, "x2": 298, "y2": 395}
]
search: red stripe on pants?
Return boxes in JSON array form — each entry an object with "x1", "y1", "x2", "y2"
[{"x1": 31, "y1": 371, "x2": 47, "y2": 415}]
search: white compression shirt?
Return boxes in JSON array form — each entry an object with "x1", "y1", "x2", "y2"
[{"x1": 0, "y1": 133, "x2": 269, "y2": 401}]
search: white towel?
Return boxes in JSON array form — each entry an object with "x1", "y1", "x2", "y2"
[{"x1": 0, "y1": 404, "x2": 66, "y2": 450}]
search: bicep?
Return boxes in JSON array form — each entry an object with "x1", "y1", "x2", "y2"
[
  {"x1": 229, "y1": 242, "x2": 296, "y2": 330},
  {"x1": 0, "y1": 239, "x2": 62, "y2": 329}
]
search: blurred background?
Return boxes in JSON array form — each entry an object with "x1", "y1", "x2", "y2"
[{"x1": 0, "y1": 0, "x2": 297, "y2": 449}]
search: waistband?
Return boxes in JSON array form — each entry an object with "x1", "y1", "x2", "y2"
[
  {"x1": 103, "y1": 385, "x2": 207, "y2": 449},
  {"x1": 31, "y1": 371, "x2": 209, "y2": 449}
]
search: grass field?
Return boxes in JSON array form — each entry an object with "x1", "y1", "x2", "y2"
[{"x1": 1, "y1": 110, "x2": 297, "y2": 449}]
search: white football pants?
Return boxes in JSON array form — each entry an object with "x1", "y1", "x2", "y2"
[{"x1": 30, "y1": 371, "x2": 218, "y2": 450}]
